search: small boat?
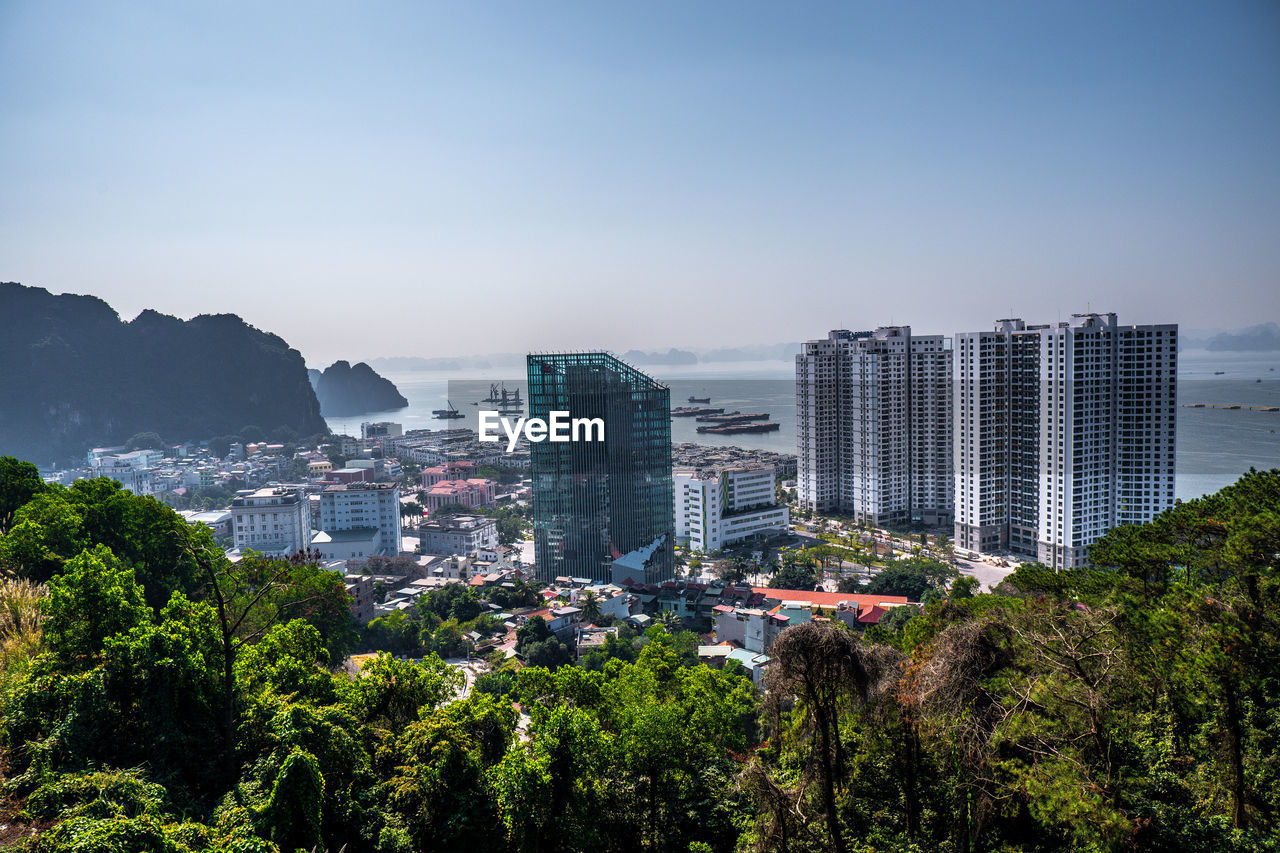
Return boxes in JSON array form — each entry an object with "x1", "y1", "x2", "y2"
[
  {"x1": 1214, "y1": 371, "x2": 1225, "y2": 375},
  {"x1": 688, "y1": 396, "x2": 711, "y2": 404}
]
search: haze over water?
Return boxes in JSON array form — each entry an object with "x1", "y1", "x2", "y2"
[{"x1": 335, "y1": 350, "x2": 1280, "y2": 503}]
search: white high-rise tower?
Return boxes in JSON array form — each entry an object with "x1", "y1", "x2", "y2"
[
  {"x1": 796, "y1": 327, "x2": 953, "y2": 527},
  {"x1": 954, "y1": 313, "x2": 1177, "y2": 569}
]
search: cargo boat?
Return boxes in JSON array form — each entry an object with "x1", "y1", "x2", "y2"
[
  {"x1": 695, "y1": 411, "x2": 769, "y2": 423},
  {"x1": 672, "y1": 407, "x2": 724, "y2": 417},
  {"x1": 696, "y1": 422, "x2": 781, "y2": 434}
]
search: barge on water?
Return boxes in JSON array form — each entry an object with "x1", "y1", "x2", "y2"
[
  {"x1": 696, "y1": 421, "x2": 781, "y2": 435},
  {"x1": 672, "y1": 406, "x2": 724, "y2": 417},
  {"x1": 695, "y1": 411, "x2": 769, "y2": 423}
]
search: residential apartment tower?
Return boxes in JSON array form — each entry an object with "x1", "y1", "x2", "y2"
[
  {"x1": 953, "y1": 313, "x2": 1177, "y2": 569},
  {"x1": 796, "y1": 327, "x2": 953, "y2": 527}
]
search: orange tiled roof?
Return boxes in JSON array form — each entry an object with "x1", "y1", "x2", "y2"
[{"x1": 752, "y1": 587, "x2": 911, "y2": 608}]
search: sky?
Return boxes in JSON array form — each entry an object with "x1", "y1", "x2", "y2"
[{"x1": 2, "y1": 1, "x2": 1278, "y2": 365}]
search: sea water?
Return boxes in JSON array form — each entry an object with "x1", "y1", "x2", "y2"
[{"x1": 332, "y1": 350, "x2": 1280, "y2": 502}]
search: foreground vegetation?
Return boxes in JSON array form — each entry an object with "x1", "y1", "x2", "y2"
[{"x1": 0, "y1": 455, "x2": 1277, "y2": 852}]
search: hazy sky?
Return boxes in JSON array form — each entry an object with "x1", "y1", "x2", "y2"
[{"x1": 3, "y1": 1, "x2": 1278, "y2": 365}]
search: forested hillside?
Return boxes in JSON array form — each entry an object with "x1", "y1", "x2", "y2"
[
  {"x1": 0, "y1": 283, "x2": 328, "y2": 464},
  {"x1": 0, "y1": 456, "x2": 1277, "y2": 852}
]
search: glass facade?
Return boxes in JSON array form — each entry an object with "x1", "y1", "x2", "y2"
[{"x1": 527, "y1": 352, "x2": 674, "y2": 583}]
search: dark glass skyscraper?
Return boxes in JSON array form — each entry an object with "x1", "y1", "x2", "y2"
[{"x1": 527, "y1": 352, "x2": 674, "y2": 583}]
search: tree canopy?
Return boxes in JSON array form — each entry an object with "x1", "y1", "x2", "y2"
[{"x1": 2, "y1": 460, "x2": 1279, "y2": 852}]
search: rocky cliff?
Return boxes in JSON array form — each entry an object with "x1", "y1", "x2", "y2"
[
  {"x1": 0, "y1": 282, "x2": 328, "y2": 464},
  {"x1": 308, "y1": 361, "x2": 409, "y2": 417}
]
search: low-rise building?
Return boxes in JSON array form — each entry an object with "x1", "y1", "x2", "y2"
[
  {"x1": 422, "y1": 479, "x2": 497, "y2": 513},
  {"x1": 725, "y1": 648, "x2": 772, "y2": 686},
  {"x1": 86, "y1": 446, "x2": 126, "y2": 467},
  {"x1": 319, "y1": 482, "x2": 402, "y2": 556},
  {"x1": 313, "y1": 528, "x2": 382, "y2": 561},
  {"x1": 361, "y1": 421, "x2": 403, "y2": 439},
  {"x1": 344, "y1": 574, "x2": 375, "y2": 624},
  {"x1": 674, "y1": 465, "x2": 789, "y2": 552},
  {"x1": 98, "y1": 460, "x2": 159, "y2": 496},
  {"x1": 307, "y1": 459, "x2": 334, "y2": 477},
  {"x1": 714, "y1": 607, "x2": 792, "y2": 654},
  {"x1": 91, "y1": 448, "x2": 164, "y2": 470},
  {"x1": 330, "y1": 467, "x2": 373, "y2": 484},
  {"x1": 418, "y1": 515, "x2": 498, "y2": 556},
  {"x1": 751, "y1": 586, "x2": 913, "y2": 629},
  {"x1": 179, "y1": 509, "x2": 232, "y2": 539},
  {"x1": 229, "y1": 487, "x2": 312, "y2": 555},
  {"x1": 422, "y1": 461, "x2": 479, "y2": 487}
]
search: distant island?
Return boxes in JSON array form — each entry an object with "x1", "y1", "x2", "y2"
[
  {"x1": 622, "y1": 348, "x2": 698, "y2": 366},
  {"x1": 308, "y1": 360, "x2": 409, "y2": 416},
  {"x1": 363, "y1": 343, "x2": 806, "y2": 371},
  {"x1": 1207, "y1": 322, "x2": 1280, "y2": 352},
  {"x1": 0, "y1": 282, "x2": 328, "y2": 465},
  {"x1": 366, "y1": 355, "x2": 509, "y2": 372}
]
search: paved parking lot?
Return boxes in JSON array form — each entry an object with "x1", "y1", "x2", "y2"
[{"x1": 954, "y1": 557, "x2": 1017, "y2": 591}]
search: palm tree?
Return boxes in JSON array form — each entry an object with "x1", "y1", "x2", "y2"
[{"x1": 580, "y1": 590, "x2": 602, "y2": 624}]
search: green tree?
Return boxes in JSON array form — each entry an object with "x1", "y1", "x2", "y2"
[
  {"x1": 0, "y1": 456, "x2": 47, "y2": 535},
  {"x1": 516, "y1": 614, "x2": 553, "y2": 653},
  {"x1": 769, "y1": 561, "x2": 818, "y2": 590},
  {"x1": 766, "y1": 621, "x2": 894, "y2": 853},
  {"x1": 0, "y1": 490, "x2": 88, "y2": 582},
  {"x1": 378, "y1": 712, "x2": 504, "y2": 852},
  {"x1": 865, "y1": 556, "x2": 956, "y2": 601},
  {"x1": 181, "y1": 539, "x2": 354, "y2": 782},
  {"x1": 64, "y1": 478, "x2": 208, "y2": 609},
  {"x1": 950, "y1": 574, "x2": 981, "y2": 598},
  {"x1": 492, "y1": 705, "x2": 613, "y2": 853},
  {"x1": 265, "y1": 748, "x2": 324, "y2": 851},
  {"x1": 525, "y1": 637, "x2": 573, "y2": 669},
  {"x1": 496, "y1": 512, "x2": 525, "y2": 546},
  {"x1": 714, "y1": 555, "x2": 750, "y2": 585},
  {"x1": 124, "y1": 431, "x2": 165, "y2": 451},
  {"x1": 365, "y1": 609, "x2": 421, "y2": 655},
  {"x1": 5, "y1": 585, "x2": 224, "y2": 796},
  {"x1": 349, "y1": 652, "x2": 461, "y2": 729},
  {"x1": 42, "y1": 545, "x2": 150, "y2": 667},
  {"x1": 579, "y1": 590, "x2": 602, "y2": 624}
]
